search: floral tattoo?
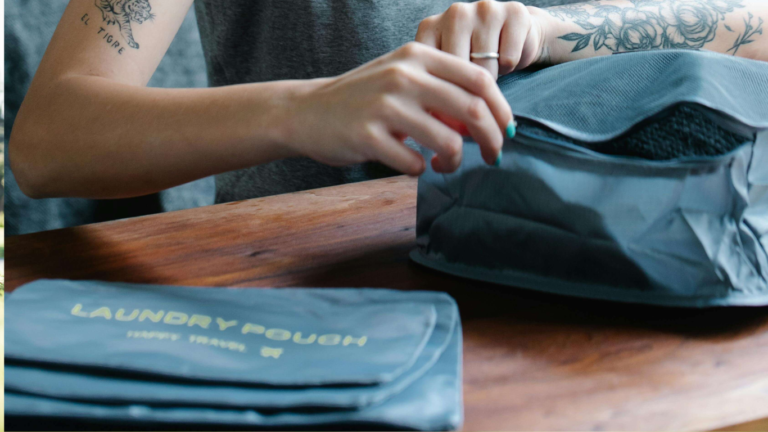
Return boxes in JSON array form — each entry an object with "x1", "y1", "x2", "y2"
[
  {"x1": 726, "y1": 11, "x2": 764, "y2": 55},
  {"x1": 547, "y1": 1, "x2": 761, "y2": 55}
]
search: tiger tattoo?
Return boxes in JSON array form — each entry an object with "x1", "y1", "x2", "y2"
[{"x1": 94, "y1": 0, "x2": 154, "y2": 49}]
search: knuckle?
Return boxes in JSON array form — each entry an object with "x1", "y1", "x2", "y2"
[
  {"x1": 444, "y1": 135, "x2": 462, "y2": 159},
  {"x1": 382, "y1": 65, "x2": 412, "y2": 91},
  {"x1": 506, "y1": 1, "x2": 528, "y2": 16},
  {"x1": 446, "y1": 3, "x2": 471, "y2": 22},
  {"x1": 418, "y1": 16, "x2": 437, "y2": 32},
  {"x1": 416, "y1": 22, "x2": 429, "y2": 38},
  {"x1": 475, "y1": 0, "x2": 497, "y2": 19},
  {"x1": 499, "y1": 54, "x2": 520, "y2": 71},
  {"x1": 471, "y1": 68, "x2": 493, "y2": 92},
  {"x1": 399, "y1": 41, "x2": 422, "y2": 58},
  {"x1": 466, "y1": 96, "x2": 487, "y2": 122}
]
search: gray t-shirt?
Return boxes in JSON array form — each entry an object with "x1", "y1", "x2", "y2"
[{"x1": 194, "y1": 0, "x2": 574, "y2": 203}]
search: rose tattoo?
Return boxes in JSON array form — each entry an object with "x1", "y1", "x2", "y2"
[{"x1": 548, "y1": 0, "x2": 760, "y2": 55}]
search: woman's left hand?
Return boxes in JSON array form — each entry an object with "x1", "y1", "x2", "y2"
[{"x1": 416, "y1": 1, "x2": 547, "y2": 79}]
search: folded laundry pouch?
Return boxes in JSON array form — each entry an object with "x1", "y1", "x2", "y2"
[
  {"x1": 5, "y1": 293, "x2": 457, "y2": 410},
  {"x1": 412, "y1": 50, "x2": 768, "y2": 307},
  {"x1": 6, "y1": 279, "x2": 437, "y2": 386},
  {"x1": 5, "y1": 322, "x2": 461, "y2": 431},
  {"x1": 5, "y1": 279, "x2": 462, "y2": 430}
]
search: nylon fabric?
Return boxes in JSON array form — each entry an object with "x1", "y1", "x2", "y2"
[
  {"x1": 412, "y1": 50, "x2": 768, "y2": 307},
  {"x1": 5, "y1": 280, "x2": 463, "y2": 430},
  {"x1": 5, "y1": 280, "x2": 437, "y2": 386},
  {"x1": 5, "y1": 294, "x2": 457, "y2": 410}
]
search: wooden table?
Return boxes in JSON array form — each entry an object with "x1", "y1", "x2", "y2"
[{"x1": 6, "y1": 176, "x2": 768, "y2": 432}]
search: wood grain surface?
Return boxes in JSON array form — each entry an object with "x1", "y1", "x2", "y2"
[{"x1": 5, "y1": 176, "x2": 768, "y2": 432}]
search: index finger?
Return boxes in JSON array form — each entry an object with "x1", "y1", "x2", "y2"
[{"x1": 419, "y1": 45, "x2": 514, "y2": 135}]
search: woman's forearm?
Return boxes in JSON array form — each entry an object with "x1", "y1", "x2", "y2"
[
  {"x1": 10, "y1": 76, "x2": 318, "y2": 199},
  {"x1": 531, "y1": 0, "x2": 767, "y2": 64}
]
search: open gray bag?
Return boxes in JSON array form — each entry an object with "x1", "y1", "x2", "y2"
[{"x1": 412, "y1": 50, "x2": 768, "y2": 307}]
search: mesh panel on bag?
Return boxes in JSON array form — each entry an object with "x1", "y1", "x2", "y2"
[
  {"x1": 516, "y1": 104, "x2": 753, "y2": 160},
  {"x1": 500, "y1": 51, "x2": 768, "y2": 146}
]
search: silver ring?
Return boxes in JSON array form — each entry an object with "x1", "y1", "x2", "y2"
[{"x1": 470, "y1": 52, "x2": 500, "y2": 59}]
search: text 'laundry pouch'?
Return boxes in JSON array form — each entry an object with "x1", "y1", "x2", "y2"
[
  {"x1": 412, "y1": 50, "x2": 768, "y2": 307},
  {"x1": 5, "y1": 279, "x2": 462, "y2": 431}
]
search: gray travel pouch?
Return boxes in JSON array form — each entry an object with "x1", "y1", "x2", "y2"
[
  {"x1": 412, "y1": 50, "x2": 768, "y2": 307},
  {"x1": 5, "y1": 279, "x2": 462, "y2": 430}
]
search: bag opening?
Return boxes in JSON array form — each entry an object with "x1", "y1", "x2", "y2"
[{"x1": 516, "y1": 103, "x2": 755, "y2": 161}]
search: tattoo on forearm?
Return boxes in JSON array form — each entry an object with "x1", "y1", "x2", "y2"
[
  {"x1": 547, "y1": 1, "x2": 761, "y2": 56},
  {"x1": 80, "y1": 0, "x2": 154, "y2": 53},
  {"x1": 726, "y1": 11, "x2": 764, "y2": 55}
]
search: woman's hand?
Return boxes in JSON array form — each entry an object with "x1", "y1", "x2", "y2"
[
  {"x1": 283, "y1": 42, "x2": 514, "y2": 175},
  {"x1": 417, "y1": 1, "x2": 547, "y2": 79}
]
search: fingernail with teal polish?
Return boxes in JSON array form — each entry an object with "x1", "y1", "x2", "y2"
[
  {"x1": 494, "y1": 152, "x2": 502, "y2": 167},
  {"x1": 506, "y1": 120, "x2": 517, "y2": 139}
]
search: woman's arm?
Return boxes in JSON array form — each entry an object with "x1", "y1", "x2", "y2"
[
  {"x1": 416, "y1": 0, "x2": 767, "y2": 78},
  {"x1": 12, "y1": 1, "x2": 512, "y2": 199},
  {"x1": 536, "y1": 0, "x2": 767, "y2": 64},
  {"x1": 8, "y1": 0, "x2": 280, "y2": 199}
]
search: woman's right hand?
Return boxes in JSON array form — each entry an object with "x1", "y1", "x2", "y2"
[{"x1": 282, "y1": 42, "x2": 515, "y2": 176}]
